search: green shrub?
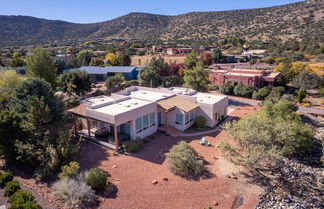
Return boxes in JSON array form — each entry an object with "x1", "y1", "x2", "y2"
[
  {"x1": 219, "y1": 82, "x2": 234, "y2": 95},
  {"x1": 297, "y1": 90, "x2": 307, "y2": 103},
  {"x1": 86, "y1": 168, "x2": 108, "y2": 192},
  {"x1": 167, "y1": 141, "x2": 204, "y2": 178},
  {"x1": 195, "y1": 116, "x2": 207, "y2": 129},
  {"x1": 92, "y1": 89, "x2": 104, "y2": 96},
  {"x1": 233, "y1": 83, "x2": 244, "y2": 96},
  {"x1": 242, "y1": 85, "x2": 256, "y2": 98},
  {"x1": 8, "y1": 190, "x2": 41, "y2": 209},
  {"x1": 0, "y1": 171, "x2": 13, "y2": 186},
  {"x1": 52, "y1": 176, "x2": 96, "y2": 208},
  {"x1": 319, "y1": 87, "x2": 324, "y2": 98},
  {"x1": 4, "y1": 181, "x2": 20, "y2": 197},
  {"x1": 122, "y1": 139, "x2": 143, "y2": 153},
  {"x1": 59, "y1": 161, "x2": 80, "y2": 179},
  {"x1": 252, "y1": 87, "x2": 271, "y2": 100}
]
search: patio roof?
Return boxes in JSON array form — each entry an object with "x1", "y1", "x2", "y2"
[
  {"x1": 157, "y1": 96, "x2": 198, "y2": 113},
  {"x1": 68, "y1": 103, "x2": 89, "y2": 117}
]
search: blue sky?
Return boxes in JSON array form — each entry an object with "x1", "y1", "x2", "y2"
[{"x1": 1, "y1": 0, "x2": 302, "y2": 23}]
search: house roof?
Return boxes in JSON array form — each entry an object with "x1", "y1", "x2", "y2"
[
  {"x1": 68, "y1": 103, "x2": 89, "y2": 117},
  {"x1": 157, "y1": 96, "x2": 198, "y2": 113},
  {"x1": 79, "y1": 66, "x2": 140, "y2": 74}
]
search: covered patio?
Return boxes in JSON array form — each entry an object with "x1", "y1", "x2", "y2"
[{"x1": 68, "y1": 104, "x2": 130, "y2": 150}]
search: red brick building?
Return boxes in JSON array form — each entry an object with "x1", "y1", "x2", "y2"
[{"x1": 209, "y1": 69, "x2": 281, "y2": 88}]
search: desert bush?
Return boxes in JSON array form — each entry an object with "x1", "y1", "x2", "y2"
[
  {"x1": 0, "y1": 171, "x2": 13, "y2": 186},
  {"x1": 195, "y1": 116, "x2": 207, "y2": 129},
  {"x1": 252, "y1": 87, "x2": 271, "y2": 100},
  {"x1": 59, "y1": 161, "x2": 80, "y2": 179},
  {"x1": 92, "y1": 89, "x2": 105, "y2": 97},
  {"x1": 8, "y1": 190, "x2": 41, "y2": 209},
  {"x1": 122, "y1": 139, "x2": 143, "y2": 153},
  {"x1": 167, "y1": 141, "x2": 204, "y2": 178},
  {"x1": 319, "y1": 87, "x2": 324, "y2": 98},
  {"x1": 52, "y1": 177, "x2": 96, "y2": 208},
  {"x1": 86, "y1": 168, "x2": 108, "y2": 193},
  {"x1": 219, "y1": 82, "x2": 234, "y2": 95},
  {"x1": 297, "y1": 90, "x2": 307, "y2": 103},
  {"x1": 4, "y1": 181, "x2": 20, "y2": 197}
]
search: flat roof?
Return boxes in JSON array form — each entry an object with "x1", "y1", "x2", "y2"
[
  {"x1": 129, "y1": 90, "x2": 174, "y2": 101},
  {"x1": 79, "y1": 66, "x2": 139, "y2": 74},
  {"x1": 83, "y1": 96, "x2": 116, "y2": 107},
  {"x1": 195, "y1": 93, "x2": 227, "y2": 104},
  {"x1": 93, "y1": 98, "x2": 152, "y2": 116}
]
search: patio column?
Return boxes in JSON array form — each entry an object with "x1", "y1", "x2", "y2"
[
  {"x1": 114, "y1": 125, "x2": 119, "y2": 149},
  {"x1": 72, "y1": 116, "x2": 78, "y2": 134},
  {"x1": 86, "y1": 118, "x2": 91, "y2": 137}
]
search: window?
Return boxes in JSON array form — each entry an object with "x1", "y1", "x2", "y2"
[
  {"x1": 91, "y1": 120, "x2": 98, "y2": 128},
  {"x1": 189, "y1": 111, "x2": 194, "y2": 122},
  {"x1": 185, "y1": 113, "x2": 190, "y2": 125},
  {"x1": 143, "y1": 115, "x2": 149, "y2": 130},
  {"x1": 135, "y1": 118, "x2": 142, "y2": 133},
  {"x1": 150, "y1": 112, "x2": 155, "y2": 127},
  {"x1": 175, "y1": 114, "x2": 183, "y2": 125},
  {"x1": 214, "y1": 113, "x2": 218, "y2": 121}
]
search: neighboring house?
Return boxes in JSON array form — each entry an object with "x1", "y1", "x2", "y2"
[
  {"x1": 68, "y1": 86, "x2": 228, "y2": 149},
  {"x1": 166, "y1": 48, "x2": 204, "y2": 55},
  {"x1": 242, "y1": 50, "x2": 268, "y2": 59},
  {"x1": 209, "y1": 69, "x2": 281, "y2": 88},
  {"x1": 79, "y1": 66, "x2": 142, "y2": 82},
  {"x1": 55, "y1": 54, "x2": 73, "y2": 66}
]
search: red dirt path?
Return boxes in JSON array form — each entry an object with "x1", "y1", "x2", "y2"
[{"x1": 78, "y1": 105, "x2": 261, "y2": 209}]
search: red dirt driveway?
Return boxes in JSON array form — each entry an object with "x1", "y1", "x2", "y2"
[{"x1": 78, "y1": 106, "x2": 261, "y2": 209}]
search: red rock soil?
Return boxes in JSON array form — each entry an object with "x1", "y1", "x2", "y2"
[{"x1": 77, "y1": 105, "x2": 261, "y2": 209}]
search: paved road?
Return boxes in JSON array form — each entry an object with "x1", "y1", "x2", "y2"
[{"x1": 229, "y1": 96, "x2": 324, "y2": 116}]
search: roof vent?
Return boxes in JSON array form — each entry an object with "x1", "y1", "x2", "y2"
[
  {"x1": 162, "y1": 95, "x2": 167, "y2": 97},
  {"x1": 142, "y1": 91, "x2": 147, "y2": 94},
  {"x1": 132, "y1": 102, "x2": 138, "y2": 105},
  {"x1": 126, "y1": 105, "x2": 131, "y2": 107}
]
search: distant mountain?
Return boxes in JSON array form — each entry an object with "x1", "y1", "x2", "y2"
[{"x1": 0, "y1": 0, "x2": 323, "y2": 46}]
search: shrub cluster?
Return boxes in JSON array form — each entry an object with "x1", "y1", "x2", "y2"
[
  {"x1": 167, "y1": 141, "x2": 205, "y2": 178},
  {"x1": 53, "y1": 164, "x2": 116, "y2": 208},
  {"x1": 122, "y1": 139, "x2": 143, "y2": 153},
  {"x1": 0, "y1": 171, "x2": 41, "y2": 209},
  {"x1": 195, "y1": 116, "x2": 207, "y2": 129},
  {"x1": 252, "y1": 87, "x2": 271, "y2": 100},
  {"x1": 86, "y1": 168, "x2": 109, "y2": 193},
  {"x1": 0, "y1": 171, "x2": 13, "y2": 186},
  {"x1": 59, "y1": 161, "x2": 80, "y2": 179},
  {"x1": 52, "y1": 176, "x2": 96, "y2": 209},
  {"x1": 220, "y1": 82, "x2": 256, "y2": 98}
]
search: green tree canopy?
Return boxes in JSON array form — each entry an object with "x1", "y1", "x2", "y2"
[
  {"x1": 0, "y1": 78, "x2": 76, "y2": 179},
  {"x1": 212, "y1": 49, "x2": 223, "y2": 63},
  {"x1": 105, "y1": 73, "x2": 125, "y2": 92},
  {"x1": 76, "y1": 49, "x2": 94, "y2": 67},
  {"x1": 293, "y1": 71, "x2": 323, "y2": 90},
  {"x1": 25, "y1": 46, "x2": 58, "y2": 88},
  {"x1": 220, "y1": 99, "x2": 314, "y2": 170},
  {"x1": 0, "y1": 70, "x2": 25, "y2": 109},
  {"x1": 138, "y1": 57, "x2": 169, "y2": 87},
  {"x1": 10, "y1": 52, "x2": 24, "y2": 67},
  {"x1": 58, "y1": 70, "x2": 91, "y2": 96},
  {"x1": 183, "y1": 61, "x2": 209, "y2": 92},
  {"x1": 184, "y1": 51, "x2": 199, "y2": 70}
]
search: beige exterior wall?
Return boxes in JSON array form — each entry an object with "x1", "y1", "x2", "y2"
[{"x1": 196, "y1": 97, "x2": 228, "y2": 127}]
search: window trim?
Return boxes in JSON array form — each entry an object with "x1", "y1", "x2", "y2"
[
  {"x1": 175, "y1": 113, "x2": 183, "y2": 125},
  {"x1": 150, "y1": 112, "x2": 155, "y2": 127},
  {"x1": 135, "y1": 117, "x2": 142, "y2": 134},
  {"x1": 143, "y1": 114, "x2": 149, "y2": 130}
]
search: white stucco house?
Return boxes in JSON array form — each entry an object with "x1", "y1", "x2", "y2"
[{"x1": 69, "y1": 86, "x2": 228, "y2": 149}]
